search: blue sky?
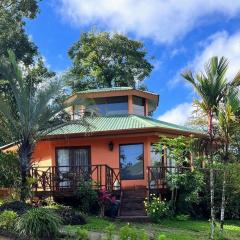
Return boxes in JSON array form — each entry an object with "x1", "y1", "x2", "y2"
[{"x1": 25, "y1": 0, "x2": 240, "y2": 125}]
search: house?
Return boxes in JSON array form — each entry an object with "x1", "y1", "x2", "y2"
[{"x1": 1, "y1": 87, "x2": 202, "y2": 216}]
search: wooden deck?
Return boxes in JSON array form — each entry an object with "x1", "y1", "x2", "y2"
[
  {"x1": 31, "y1": 165, "x2": 190, "y2": 197},
  {"x1": 31, "y1": 164, "x2": 121, "y2": 196}
]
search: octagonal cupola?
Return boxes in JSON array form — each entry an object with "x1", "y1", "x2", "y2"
[{"x1": 64, "y1": 87, "x2": 159, "y2": 120}]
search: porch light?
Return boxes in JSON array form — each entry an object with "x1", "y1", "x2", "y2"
[{"x1": 108, "y1": 141, "x2": 114, "y2": 151}]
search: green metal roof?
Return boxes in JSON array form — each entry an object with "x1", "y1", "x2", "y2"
[
  {"x1": 47, "y1": 115, "x2": 201, "y2": 136},
  {"x1": 76, "y1": 87, "x2": 158, "y2": 96}
]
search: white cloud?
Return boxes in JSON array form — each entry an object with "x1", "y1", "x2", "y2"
[
  {"x1": 58, "y1": 0, "x2": 240, "y2": 44},
  {"x1": 169, "y1": 31, "x2": 240, "y2": 87},
  {"x1": 158, "y1": 102, "x2": 194, "y2": 125},
  {"x1": 192, "y1": 31, "x2": 240, "y2": 80}
]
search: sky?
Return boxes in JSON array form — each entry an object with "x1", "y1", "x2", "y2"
[{"x1": 25, "y1": 0, "x2": 240, "y2": 125}]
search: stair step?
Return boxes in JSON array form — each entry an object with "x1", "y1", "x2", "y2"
[
  {"x1": 120, "y1": 209, "x2": 147, "y2": 216},
  {"x1": 117, "y1": 215, "x2": 150, "y2": 222},
  {"x1": 121, "y1": 198, "x2": 145, "y2": 203},
  {"x1": 120, "y1": 187, "x2": 147, "y2": 217}
]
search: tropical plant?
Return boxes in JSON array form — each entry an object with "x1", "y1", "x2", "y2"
[
  {"x1": 144, "y1": 194, "x2": 170, "y2": 222},
  {"x1": 181, "y1": 56, "x2": 240, "y2": 239},
  {"x1": 119, "y1": 224, "x2": 138, "y2": 240},
  {"x1": 0, "y1": 210, "x2": 17, "y2": 230},
  {"x1": 76, "y1": 228, "x2": 89, "y2": 240},
  {"x1": 155, "y1": 234, "x2": 166, "y2": 240},
  {"x1": 67, "y1": 30, "x2": 153, "y2": 91},
  {"x1": 0, "y1": 200, "x2": 32, "y2": 215},
  {"x1": 154, "y1": 136, "x2": 191, "y2": 211},
  {"x1": 0, "y1": 151, "x2": 20, "y2": 189},
  {"x1": 217, "y1": 87, "x2": 240, "y2": 235},
  {"x1": 74, "y1": 181, "x2": 99, "y2": 213},
  {"x1": 98, "y1": 188, "x2": 116, "y2": 217},
  {"x1": 105, "y1": 223, "x2": 115, "y2": 240},
  {"x1": 0, "y1": 50, "x2": 64, "y2": 201},
  {"x1": 16, "y1": 207, "x2": 61, "y2": 239},
  {"x1": 45, "y1": 204, "x2": 87, "y2": 225}
]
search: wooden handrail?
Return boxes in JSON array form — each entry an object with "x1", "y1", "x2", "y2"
[{"x1": 31, "y1": 164, "x2": 121, "y2": 193}]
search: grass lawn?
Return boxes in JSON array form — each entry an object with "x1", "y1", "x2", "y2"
[{"x1": 65, "y1": 216, "x2": 240, "y2": 240}]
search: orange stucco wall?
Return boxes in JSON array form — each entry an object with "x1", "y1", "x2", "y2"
[{"x1": 32, "y1": 135, "x2": 159, "y2": 188}]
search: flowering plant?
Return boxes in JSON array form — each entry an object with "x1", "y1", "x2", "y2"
[
  {"x1": 98, "y1": 188, "x2": 116, "y2": 216},
  {"x1": 144, "y1": 194, "x2": 169, "y2": 222}
]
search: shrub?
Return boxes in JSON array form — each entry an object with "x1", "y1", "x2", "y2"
[
  {"x1": 155, "y1": 234, "x2": 166, "y2": 240},
  {"x1": 119, "y1": 224, "x2": 138, "y2": 240},
  {"x1": 105, "y1": 223, "x2": 115, "y2": 240},
  {"x1": 74, "y1": 181, "x2": 99, "y2": 213},
  {"x1": 76, "y1": 228, "x2": 89, "y2": 240},
  {"x1": 175, "y1": 214, "x2": 190, "y2": 221},
  {"x1": 138, "y1": 229, "x2": 149, "y2": 240},
  {"x1": 45, "y1": 204, "x2": 87, "y2": 225},
  {"x1": 0, "y1": 152, "x2": 20, "y2": 189},
  {"x1": 0, "y1": 210, "x2": 17, "y2": 230},
  {"x1": 16, "y1": 207, "x2": 61, "y2": 239},
  {"x1": 144, "y1": 195, "x2": 170, "y2": 222},
  {"x1": 0, "y1": 201, "x2": 31, "y2": 215}
]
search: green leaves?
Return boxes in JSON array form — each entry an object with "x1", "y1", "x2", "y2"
[
  {"x1": 182, "y1": 56, "x2": 229, "y2": 114},
  {"x1": 67, "y1": 31, "x2": 153, "y2": 91}
]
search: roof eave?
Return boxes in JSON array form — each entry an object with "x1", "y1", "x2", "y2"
[{"x1": 42, "y1": 126, "x2": 204, "y2": 140}]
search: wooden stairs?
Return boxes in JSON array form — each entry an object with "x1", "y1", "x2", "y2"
[{"x1": 118, "y1": 186, "x2": 149, "y2": 220}]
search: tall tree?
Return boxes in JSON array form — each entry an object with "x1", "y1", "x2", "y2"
[
  {"x1": 0, "y1": 0, "x2": 40, "y2": 65},
  {"x1": 0, "y1": 50, "x2": 62, "y2": 201},
  {"x1": 217, "y1": 88, "x2": 240, "y2": 235},
  {"x1": 67, "y1": 31, "x2": 153, "y2": 91},
  {"x1": 0, "y1": 1, "x2": 56, "y2": 146},
  {"x1": 181, "y1": 56, "x2": 240, "y2": 239}
]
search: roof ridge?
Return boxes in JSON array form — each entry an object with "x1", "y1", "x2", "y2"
[{"x1": 75, "y1": 87, "x2": 158, "y2": 96}]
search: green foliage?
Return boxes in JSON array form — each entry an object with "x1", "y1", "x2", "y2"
[
  {"x1": 175, "y1": 214, "x2": 190, "y2": 221},
  {"x1": 154, "y1": 136, "x2": 190, "y2": 166},
  {"x1": 119, "y1": 225, "x2": 148, "y2": 240},
  {"x1": 0, "y1": 0, "x2": 39, "y2": 65},
  {"x1": 0, "y1": 151, "x2": 20, "y2": 188},
  {"x1": 0, "y1": 200, "x2": 32, "y2": 215},
  {"x1": 67, "y1": 30, "x2": 153, "y2": 91},
  {"x1": 144, "y1": 195, "x2": 170, "y2": 222},
  {"x1": 74, "y1": 181, "x2": 99, "y2": 213},
  {"x1": 76, "y1": 228, "x2": 89, "y2": 240},
  {"x1": 138, "y1": 229, "x2": 149, "y2": 240},
  {"x1": 119, "y1": 224, "x2": 138, "y2": 240},
  {"x1": 155, "y1": 234, "x2": 166, "y2": 240},
  {"x1": 45, "y1": 204, "x2": 87, "y2": 225},
  {"x1": 0, "y1": 51, "x2": 64, "y2": 200},
  {"x1": 0, "y1": 210, "x2": 17, "y2": 230},
  {"x1": 105, "y1": 223, "x2": 115, "y2": 240},
  {"x1": 16, "y1": 207, "x2": 61, "y2": 239}
]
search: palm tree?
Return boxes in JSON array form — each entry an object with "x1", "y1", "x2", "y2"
[
  {"x1": 217, "y1": 88, "x2": 240, "y2": 236},
  {"x1": 181, "y1": 56, "x2": 240, "y2": 239},
  {"x1": 0, "y1": 50, "x2": 64, "y2": 201}
]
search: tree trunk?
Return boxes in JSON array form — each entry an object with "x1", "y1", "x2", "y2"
[
  {"x1": 220, "y1": 144, "x2": 229, "y2": 237},
  {"x1": 18, "y1": 140, "x2": 33, "y2": 202},
  {"x1": 220, "y1": 170, "x2": 226, "y2": 236},
  {"x1": 208, "y1": 111, "x2": 215, "y2": 240},
  {"x1": 209, "y1": 167, "x2": 215, "y2": 240}
]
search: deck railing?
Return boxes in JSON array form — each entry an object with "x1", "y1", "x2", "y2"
[
  {"x1": 147, "y1": 166, "x2": 191, "y2": 190},
  {"x1": 31, "y1": 165, "x2": 121, "y2": 194}
]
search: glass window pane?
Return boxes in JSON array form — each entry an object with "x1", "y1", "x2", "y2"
[
  {"x1": 120, "y1": 144, "x2": 144, "y2": 180},
  {"x1": 94, "y1": 96, "x2": 128, "y2": 115},
  {"x1": 133, "y1": 96, "x2": 145, "y2": 116},
  {"x1": 150, "y1": 144, "x2": 162, "y2": 166}
]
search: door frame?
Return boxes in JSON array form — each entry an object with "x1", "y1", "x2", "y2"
[
  {"x1": 55, "y1": 146, "x2": 91, "y2": 167},
  {"x1": 119, "y1": 142, "x2": 145, "y2": 181}
]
